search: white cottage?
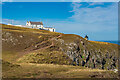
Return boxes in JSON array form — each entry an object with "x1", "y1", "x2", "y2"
[
  {"x1": 26, "y1": 21, "x2": 43, "y2": 29},
  {"x1": 26, "y1": 21, "x2": 55, "y2": 32}
]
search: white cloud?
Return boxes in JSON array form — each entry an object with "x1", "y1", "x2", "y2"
[
  {"x1": 72, "y1": 0, "x2": 119, "y2": 2},
  {"x1": 89, "y1": 2, "x2": 104, "y2": 6},
  {"x1": 69, "y1": 2, "x2": 118, "y2": 24},
  {"x1": 1, "y1": 0, "x2": 13, "y2": 2},
  {"x1": 42, "y1": 18, "x2": 118, "y2": 40},
  {"x1": 0, "y1": 0, "x2": 12, "y2": 4},
  {"x1": 2, "y1": 19, "x2": 25, "y2": 25},
  {"x1": 49, "y1": 2, "x2": 118, "y2": 40},
  {"x1": 1, "y1": 2, "x2": 118, "y2": 40}
]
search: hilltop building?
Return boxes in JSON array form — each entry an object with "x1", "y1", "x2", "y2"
[
  {"x1": 7, "y1": 24, "x2": 12, "y2": 25},
  {"x1": 26, "y1": 21, "x2": 43, "y2": 29},
  {"x1": 26, "y1": 21, "x2": 55, "y2": 32},
  {"x1": 42, "y1": 27, "x2": 55, "y2": 32}
]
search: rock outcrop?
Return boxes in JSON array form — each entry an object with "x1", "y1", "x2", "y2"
[
  {"x1": 2, "y1": 24, "x2": 119, "y2": 71},
  {"x1": 52, "y1": 34, "x2": 119, "y2": 70}
]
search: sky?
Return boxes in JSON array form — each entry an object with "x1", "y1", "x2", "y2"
[
  {"x1": 1, "y1": 2, "x2": 118, "y2": 41},
  {"x1": 0, "y1": 0, "x2": 119, "y2": 2}
]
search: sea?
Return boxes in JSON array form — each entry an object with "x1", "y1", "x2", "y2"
[{"x1": 98, "y1": 41, "x2": 120, "y2": 45}]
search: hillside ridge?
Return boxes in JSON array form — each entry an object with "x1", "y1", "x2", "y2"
[{"x1": 1, "y1": 24, "x2": 119, "y2": 78}]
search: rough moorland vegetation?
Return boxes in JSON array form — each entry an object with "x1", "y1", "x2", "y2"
[{"x1": 1, "y1": 24, "x2": 119, "y2": 78}]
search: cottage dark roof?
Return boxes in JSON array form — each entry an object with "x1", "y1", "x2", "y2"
[{"x1": 29, "y1": 21, "x2": 43, "y2": 25}]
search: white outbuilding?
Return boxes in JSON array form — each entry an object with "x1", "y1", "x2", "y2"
[{"x1": 43, "y1": 27, "x2": 55, "y2": 32}]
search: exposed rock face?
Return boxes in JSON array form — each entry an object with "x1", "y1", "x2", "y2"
[{"x1": 53, "y1": 34, "x2": 119, "y2": 70}]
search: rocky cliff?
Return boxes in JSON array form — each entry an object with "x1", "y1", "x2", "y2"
[{"x1": 1, "y1": 24, "x2": 119, "y2": 71}]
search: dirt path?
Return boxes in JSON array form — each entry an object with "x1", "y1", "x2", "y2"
[
  {"x1": 33, "y1": 34, "x2": 62, "y2": 51},
  {"x1": 16, "y1": 34, "x2": 62, "y2": 60}
]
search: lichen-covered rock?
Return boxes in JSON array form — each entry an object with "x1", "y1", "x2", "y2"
[{"x1": 55, "y1": 34, "x2": 119, "y2": 70}]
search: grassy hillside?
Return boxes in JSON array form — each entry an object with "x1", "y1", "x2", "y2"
[
  {"x1": 2, "y1": 24, "x2": 62, "y2": 62},
  {"x1": 2, "y1": 60, "x2": 118, "y2": 78},
  {"x1": 1, "y1": 24, "x2": 119, "y2": 78}
]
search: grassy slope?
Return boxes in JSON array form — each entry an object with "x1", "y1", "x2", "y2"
[
  {"x1": 1, "y1": 24, "x2": 119, "y2": 78},
  {"x1": 2, "y1": 24, "x2": 62, "y2": 62},
  {"x1": 2, "y1": 61, "x2": 117, "y2": 78}
]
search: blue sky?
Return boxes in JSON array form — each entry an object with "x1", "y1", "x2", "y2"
[
  {"x1": 1, "y1": 2, "x2": 118, "y2": 41},
  {"x1": 0, "y1": 0, "x2": 119, "y2": 2}
]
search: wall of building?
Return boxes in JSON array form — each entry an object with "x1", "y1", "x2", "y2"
[
  {"x1": 48, "y1": 28, "x2": 55, "y2": 32},
  {"x1": 26, "y1": 22, "x2": 55, "y2": 32},
  {"x1": 26, "y1": 22, "x2": 31, "y2": 26}
]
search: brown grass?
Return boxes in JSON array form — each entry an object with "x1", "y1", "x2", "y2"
[
  {"x1": 1, "y1": 24, "x2": 119, "y2": 78},
  {"x1": 2, "y1": 62, "x2": 117, "y2": 78}
]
